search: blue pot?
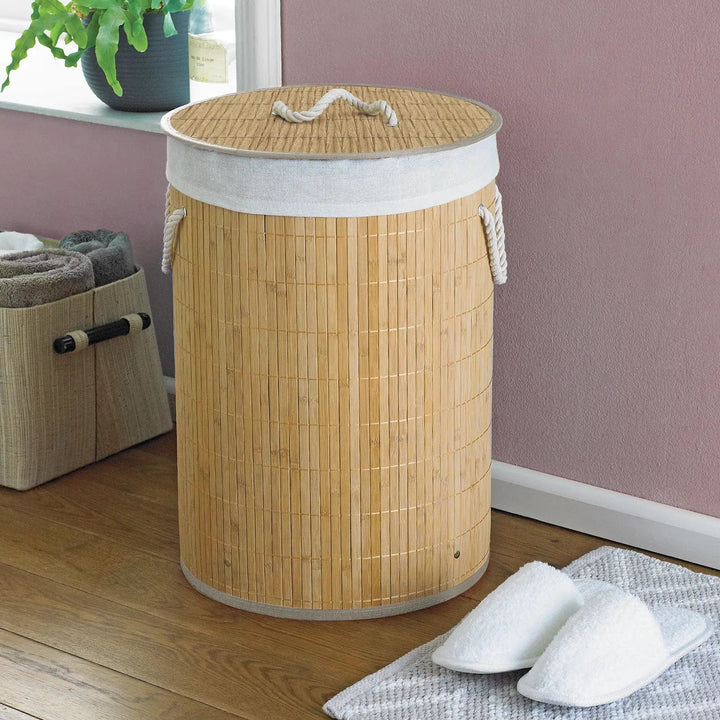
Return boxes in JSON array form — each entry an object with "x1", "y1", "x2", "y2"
[{"x1": 81, "y1": 10, "x2": 190, "y2": 112}]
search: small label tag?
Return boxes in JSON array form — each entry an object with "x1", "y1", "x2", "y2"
[{"x1": 189, "y1": 35, "x2": 228, "y2": 83}]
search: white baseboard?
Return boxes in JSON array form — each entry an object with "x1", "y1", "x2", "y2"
[{"x1": 492, "y1": 460, "x2": 720, "y2": 571}]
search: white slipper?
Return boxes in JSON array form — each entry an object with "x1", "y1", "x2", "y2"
[
  {"x1": 431, "y1": 561, "x2": 610, "y2": 673},
  {"x1": 516, "y1": 586, "x2": 714, "y2": 707}
]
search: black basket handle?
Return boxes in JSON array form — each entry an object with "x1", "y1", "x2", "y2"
[{"x1": 53, "y1": 312, "x2": 151, "y2": 354}]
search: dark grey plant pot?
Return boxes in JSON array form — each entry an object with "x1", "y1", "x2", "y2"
[{"x1": 81, "y1": 10, "x2": 190, "y2": 112}]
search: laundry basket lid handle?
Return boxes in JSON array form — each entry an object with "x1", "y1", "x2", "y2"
[{"x1": 271, "y1": 88, "x2": 399, "y2": 126}]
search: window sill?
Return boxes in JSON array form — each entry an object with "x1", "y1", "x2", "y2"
[{"x1": 0, "y1": 29, "x2": 235, "y2": 134}]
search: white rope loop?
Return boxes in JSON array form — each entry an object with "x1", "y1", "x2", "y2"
[
  {"x1": 162, "y1": 185, "x2": 186, "y2": 274},
  {"x1": 478, "y1": 185, "x2": 507, "y2": 285},
  {"x1": 272, "y1": 88, "x2": 399, "y2": 127}
]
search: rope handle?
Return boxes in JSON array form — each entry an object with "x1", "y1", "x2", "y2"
[
  {"x1": 478, "y1": 185, "x2": 507, "y2": 285},
  {"x1": 271, "y1": 88, "x2": 399, "y2": 126},
  {"x1": 163, "y1": 185, "x2": 186, "y2": 274}
]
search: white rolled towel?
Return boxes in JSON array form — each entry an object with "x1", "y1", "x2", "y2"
[{"x1": 0, "y1": 231, "x2": 45, "y2": 256}]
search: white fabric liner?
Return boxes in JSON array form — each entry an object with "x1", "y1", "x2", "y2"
[{"x1": 165, "y1": 134, "x2": 499, "y2": 218}]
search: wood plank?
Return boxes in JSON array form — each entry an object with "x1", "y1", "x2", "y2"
[
  {"x1": 0, "y1": 497, "x2": 436, "y2": 660},
  {"x1": 0, "y1": 560, "x2": 341, "y2": 720},
  {"x1": 0, "y1": 629, "x2": 242, "y2": 720},
  {"x1": 88, "y1": 443, "x2": 178, "y2": 509},
  {"x1": 0, "y1": 471, "x2": 178, "y2": 562},
  {"x1": 0, "y1": 504, "x2": 450, "y2": 698},
  {"x1": 0, "y1": 703, "x2": 42, "y2": 720}
]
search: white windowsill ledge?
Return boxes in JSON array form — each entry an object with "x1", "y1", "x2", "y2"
[{"x1": 0, "y1": 29, "x2": 235, "y2": 134}]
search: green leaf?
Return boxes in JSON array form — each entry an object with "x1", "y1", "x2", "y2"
[
  {"x1": 164, "y1": 0, "x2": 189, "y2": 13},
  {"x1": 56, "y1": 0, "x2": 77, "y2": 14},
  {"x1": 84, "y1": 11, "x2": 100, "y2": 47},
  {"x1": 1, "y1": 0, "x2": 196, "y2": 93},
  {"x1": 162, "y1": 12, "x2": 177, "y2": 38},
  {"x1": 63, "y1": 48, "x2": 85, "y2": 68},
  {"x1": 65, "y1": 13, "x2": 88, "y2": 48},
  {"x1": 25, "y1": 12, "x2": 71, "y2": 33},
  {"x1": 94, "y1": 4, "x2": 125, "y2": 96},
  {"x1": 37, "y1": 31, "x2": 80, "y2": 61},
  {"x1": 49, "y1": 20, "x2": 65, "y2": 45},
  {"x1": 1, "y1": 7, "x2": 75, "y2": 91},
  {"x1": 41, "y1": 0, "x2": 73, "y2": 13},
  {"x1": 74, "y1": 0, "x2": 120, "y2": 10},
  {"x1": 123, "y1": 4, "x2": 148, "y2": 52},
  {"x1": 1, "y1": 26, "x2": 37, "y2": 91}
]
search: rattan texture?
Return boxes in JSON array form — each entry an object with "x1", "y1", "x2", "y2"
[
  {"x1": 0, "y1": 293, "x2": 95, "y2": 489},
  {"x1": 165, "y1": 85, "x2": 500, "y2": 157},
  {"x1": 0, "y1": 269, "x2": 172, "y2": 490}
]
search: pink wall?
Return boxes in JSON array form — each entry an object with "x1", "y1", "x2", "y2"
[
  {"x1": 282, "y1": 1, "x2": 720, "y2": 517},
  {"x1": 0, "y1": 110, "x2": 174, "y2": 375},
  {"x1": 2, "y1": 0, "x2": 718, "y2": 517}
]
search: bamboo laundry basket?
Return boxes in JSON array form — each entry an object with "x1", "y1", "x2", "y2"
[
  {"x1": 0, "y1": 268, "x2": 173, "y2": 490},
  {"x1": 162, "y1": 85, "x2": 506, "y2": 619}
]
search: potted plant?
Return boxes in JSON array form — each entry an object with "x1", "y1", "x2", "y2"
[{"x1": 1, "y1": 0, "x2": 197, "y2": 112}]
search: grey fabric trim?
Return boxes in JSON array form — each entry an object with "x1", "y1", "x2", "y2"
[{"x1": 180, "y1": 557, "x2": 489, "y2": 621}]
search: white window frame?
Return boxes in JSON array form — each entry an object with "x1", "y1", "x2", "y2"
[{"x1": 236, "y1": 0, "x2": 281, "y2": 90}]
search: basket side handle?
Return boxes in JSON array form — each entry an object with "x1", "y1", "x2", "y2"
[
  {"x1": 163, "y1": 184, "x2": 186, "y2": 274},
  {"x1": 478, "y1": 185, "x2": 507, "y2": 285}
]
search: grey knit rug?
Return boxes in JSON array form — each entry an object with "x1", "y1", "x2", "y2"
[{"x1": 324, "y1": 547, "x2": 719, "y2": 719}]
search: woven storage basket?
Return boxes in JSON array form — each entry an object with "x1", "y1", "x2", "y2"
[
  {"x1": 0, "y1": 268, "x2": 173, "y2": 490},
  {"x1": 162, "y1": 85, "x2": 505, "y2": 618}
]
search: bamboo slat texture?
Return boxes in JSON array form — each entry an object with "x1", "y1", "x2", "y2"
[
  {"x1": 166, "y1": 85, "x2": 500, "y2": 157},
  {"x1": 168, "y1": 85, "x2": 500, "y2": 615},
  {"x1": 170, "y1": 184, "x2": 498, "y2": 613}
]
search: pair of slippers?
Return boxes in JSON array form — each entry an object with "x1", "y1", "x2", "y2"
[{"x1": 431, "y1": 561, "x2": 713, "y2": 707}]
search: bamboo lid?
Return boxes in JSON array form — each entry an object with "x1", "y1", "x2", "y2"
[{"x1": 163, "y1": 85, "x2": 502, "y2": 160}]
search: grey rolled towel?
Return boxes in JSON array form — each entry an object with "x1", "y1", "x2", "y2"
[
  {"x1": 59, "y1": 228, "x2": 135, "y2": 287},
  {"x1": 0, "y1": 249, "x2": 94, "y2": 308}
]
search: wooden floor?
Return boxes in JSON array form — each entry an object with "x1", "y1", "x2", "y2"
[{"x1": 0, "y1": 432, "x2": 716, "y2": 720}]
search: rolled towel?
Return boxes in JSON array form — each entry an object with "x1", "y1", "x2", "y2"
[
  {"x1": 59, "y1": 229, "x2": 135, "y2": 287},
  {"x1": 0, "y1": 231, "x2": 45, "y2": 256},
  {"x1": 0, "y1": 249, "x2": 94, "y2": 308}
]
